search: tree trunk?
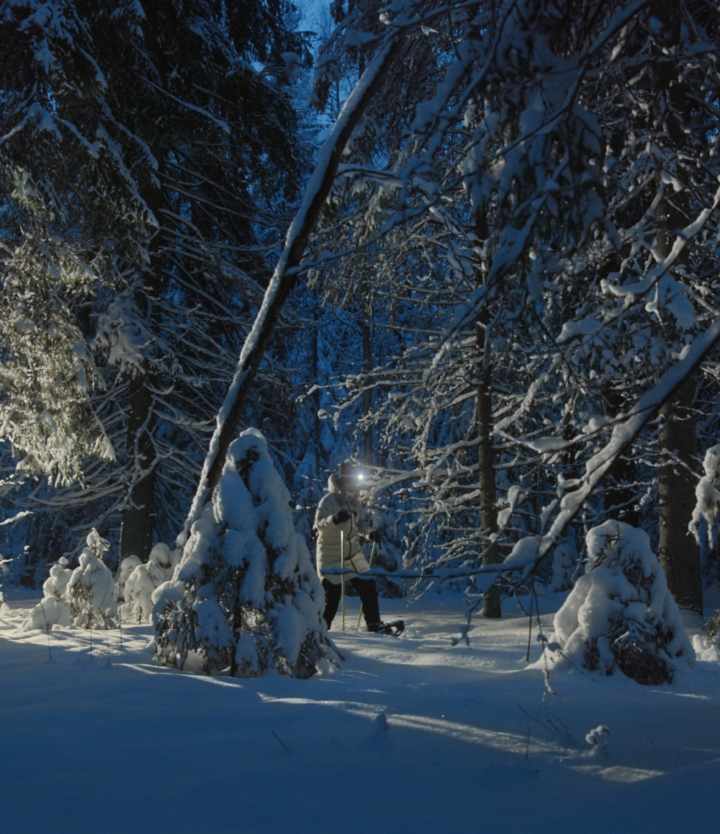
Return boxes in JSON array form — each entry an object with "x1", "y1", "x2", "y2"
[
  {"x1": 605, "y1": 385, "x2": 639, "y2": 527},
  {"x1": 362, "y1": 318, "x2": 373, "y2": 465},
  {"x1": 120, "y1": 160, "x2": 163, "y2": 562},
  {"x1": 312, "y1": 298, "x2": 322, "y2": 468},
  {"x1": 648, "y1": 0, "x2": 703, "y2": 615},
  {"x1": 121, "y1": 374, "x2": 157, "y2": 561},
  {"x1": 476, "y1": 318, "x2": 501, "y2": 618},
  {"x1": 658, "y1": 376, "x2": 703, "y2": 613},
  {"x1": 473, "y1": 206, "x2": 501, "y2": 617}
]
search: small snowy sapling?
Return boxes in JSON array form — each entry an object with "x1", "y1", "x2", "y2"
[
  {"x1": 21, "y1": 557, "x2": 73, "y2": 632},
  {"x1": 155, "y1": 429, "x2": 341, "y2": 678},
  {"x1": 121, "y1": 544, "x2": 179, "y2": 623},
  {"x1": 67, "y1": 529, "x2": 118, "y2": 629},
  {"x1": 552, "y1": 521, "x2": 694, "y2": 684}
]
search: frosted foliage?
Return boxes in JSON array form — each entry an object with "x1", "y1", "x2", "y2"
[
  {"x1": 121, "y1": 544, "x2": 180, "y2": 624},
  {"x1": 67, "y1": 530, "x2": 117, "y2": 629},
  {"x1": 552, "y1": 521, "x2": 694, "y2": 685},
  {"x1": 21, "y1": 559, "x2": 73, "y2": 632},
  {"x1": 0, "y1": 238, "x2": 114, "y2": 485},
  {"x1": 155, "y1": 429, "x2": 340, "y2": 678},
  {"x1": 93, "y1": 291, "x2": 154, "y2": 377}
]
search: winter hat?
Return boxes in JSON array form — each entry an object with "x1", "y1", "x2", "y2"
[{"x1": 337, "y1": 461, "x2": 357, "y2": 486}]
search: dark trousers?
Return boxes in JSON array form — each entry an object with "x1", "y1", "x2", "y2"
[{"x1": 322, "y1": 577, "x2": 380, "y2": 629}]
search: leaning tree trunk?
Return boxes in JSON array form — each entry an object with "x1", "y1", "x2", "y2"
[{"x1": 180, "y1": 33, "x2": 405, "y2": 541}]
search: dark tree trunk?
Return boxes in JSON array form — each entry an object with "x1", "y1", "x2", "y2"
[
  {"x1": 648, "y1": 0, "x2": 703, "y2": 615},
  {"x1": 605, "y1": 386, "x2": 640, "y2": 527},
  {"x1": 120, "y1": 159, "x2": 163, "y2": 562},
  {"x1": 476, "y1": 319, "x2": 501, "y2": 618},
  {"x1": 121, "y1": 374, "x2": 157, "y2": 561},
  {"x1": 473, "y1": 208, "x2": 501, "y2": 617},
  {"x1": 658, "y1": 376, "x2": 703, "y2": 613},
  {"x1": 362, "y1": 319, "x2": 373, "y2": 465},
  {"x1": 312, "y1": 299, "x2": 322, "y2": 468}
]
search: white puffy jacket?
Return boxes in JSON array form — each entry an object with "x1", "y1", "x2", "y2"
[{"x1": 315, "y1": 474, "x2": 373, "y2": 585}]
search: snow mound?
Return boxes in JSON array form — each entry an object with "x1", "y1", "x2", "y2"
[
  {"x1": 154, "y1": 428, "x2": 341, "y2": 678},
  {"x1": 551, "y1": 521, "x2": 694, "y2": 684}
]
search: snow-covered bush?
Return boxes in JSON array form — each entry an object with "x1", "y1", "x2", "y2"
[
  {"x1": 67, "y1": 529, "x2": 117, "y2": 629},
  {"x1": 121, "y1": 544, "x2": 179, "y2": 623},
  {"x1": 21, "y1": 558, "x2": 73, "y2": 632},
  {"x1": 115, "y1": 555, "x2": 142, "y2": 604},
  {"x1": 154, "y1": 429, "x2": 340, "y2": 678},
  {"x1": 43, "y1": 556, "x2": 72, "y2": 600},
  {"x1": 552, "y1": 521, "x2": 694, "y2": 685}
]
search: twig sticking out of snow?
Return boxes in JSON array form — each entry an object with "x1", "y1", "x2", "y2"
[{"x1": 585, "y1": 725, "x2": 610, "y2": 756}]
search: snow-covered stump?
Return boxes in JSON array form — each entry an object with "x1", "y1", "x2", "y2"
[
  {"x1": 154, "y1": 429, "x2": 340, "y2": 678},
  {"x1": 551, "y1": 521, "x2": 694, "y2": 685},
  {"x1": 67, "y1": 530, "x2": 118, "y2": 629}
]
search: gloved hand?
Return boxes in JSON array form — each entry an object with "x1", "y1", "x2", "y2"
[
  {"x1": 333, "y1": 508, "x2": 351, "y2": 525},
  {"x1": 368, "y1": 529, "x2": 382, "y2": 543}
]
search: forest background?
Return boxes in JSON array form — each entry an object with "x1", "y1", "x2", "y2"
[{"x1": 2, "y1": 0, "x2": 720, "y2": 646}]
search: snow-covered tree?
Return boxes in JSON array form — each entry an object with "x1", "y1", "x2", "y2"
[
  {"x1": 67, "y1": 529, "x2": 117, "y2": 629},
  {"x1": 552, "y1": 521, "x2": 694, "y2": 685},
  {"x1": 0, "y1": 0, "x2": 310, "y2": 565},
  {"x1": 21, "y1": 557, "x2": 73, "y2": 632},
  {"x1": 299, "y1": 0, "x2": 720, "y2": 611},
  {"x1": 121, "y1": 543, "x2": 179, "y2": 623},
  {"x1": 155, "y1": 429, "x2": 340, "y2": 678}
]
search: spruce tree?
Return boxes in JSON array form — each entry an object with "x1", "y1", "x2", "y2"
[{"x1": 1, "y1": 1, "x2": 308, "y2": 562}]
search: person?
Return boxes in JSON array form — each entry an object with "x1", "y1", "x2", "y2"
[{"x1": 315, "y1": 462, "x2": 401, "y2": 634}]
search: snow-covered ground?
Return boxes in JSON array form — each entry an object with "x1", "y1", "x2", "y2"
[{"x1": 1, "y1": 591, "x2": 719, "y2": 833}]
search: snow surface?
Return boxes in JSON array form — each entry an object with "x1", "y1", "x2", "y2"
[{"x1": 1, "y1": 591, "x2": 719, "y2": 833}]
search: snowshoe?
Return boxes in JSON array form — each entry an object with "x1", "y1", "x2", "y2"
[{"x1": 367, "y1": 620, "x2": 405, "y2": 637}]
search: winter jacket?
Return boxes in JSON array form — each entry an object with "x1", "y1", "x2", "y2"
[{"x1": 315, "y1": 473, "x2": 374, "y2": 585}]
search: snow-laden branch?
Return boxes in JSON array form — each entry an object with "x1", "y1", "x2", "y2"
[{"x1": 481, "y1": 310, "x2": 720, "y2": 590}]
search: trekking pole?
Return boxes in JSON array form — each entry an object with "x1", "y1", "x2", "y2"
[
  {"x1": 357, "y1": 539, "x2": 378, "y2": 631},
  {"x1": 341, "y1": 529, "x2": 345, "y2": 631}
]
